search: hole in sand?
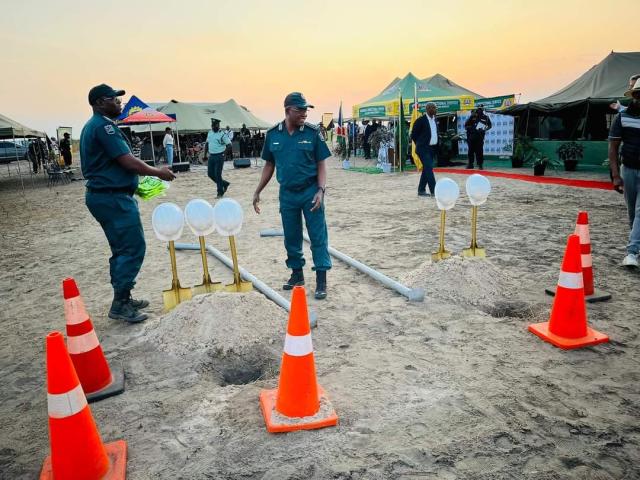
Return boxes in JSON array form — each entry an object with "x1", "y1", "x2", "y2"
[
  {"x1": 202, "y1": 345, "x2": 280, "y2": 387},
  {"x1": 484, "y1": 300, "x2": 537, "y2": 319}
]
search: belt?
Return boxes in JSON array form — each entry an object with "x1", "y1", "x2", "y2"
[
  {"x1": 86, "y1": 187, "x2": 135, "y2": 195},
  {"x1": 282, "y1": 177, "x2": 318, "y2": 192}
]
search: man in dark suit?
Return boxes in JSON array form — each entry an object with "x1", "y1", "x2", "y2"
[
  {"x1": 465, "y1": 106, "x2": 492, "y2": 169},
  {"x1": 410, "y1": 102, "x2": 439, "y2": 196},
  {"x1": 363, "y1": 120, "x2": 374, "y2": 159}
]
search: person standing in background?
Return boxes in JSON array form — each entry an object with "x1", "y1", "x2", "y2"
[
  {"x1": 163, "y1": 127, "x2": 174, "y2": 167},
  {"x1": 60, "y1": 132, "x2": 73, "y2": 166},
  {"x1": 464, "y1": 106, "x2": 492, "y2": 169},
  {"x1": 204, "y1": 118, "x2": 232, "y2": 198},
  {"x1": 610, "y1": 74, "x2": 640, "y2": 113},
  {"x1": 239, "y1": 123, "x2": 251, "y2": 157},
  {"x1": 411, "y1": 102, "x2": 439, "y2": 197}
]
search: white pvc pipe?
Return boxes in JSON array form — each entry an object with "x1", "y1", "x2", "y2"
[
  {"x1": 173, "y1": 242, "x2": 318, "y2": 327},
  {"x1": 260, "y1": 229, "x2": 425, "y2": 302}
]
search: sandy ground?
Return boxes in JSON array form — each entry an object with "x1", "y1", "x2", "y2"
[{"x1": 0, "y1": 157, "x2": 639, "y2": 479}]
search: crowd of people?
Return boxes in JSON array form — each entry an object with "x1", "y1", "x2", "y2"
[{"x1": 126, "y1": 126, "x2": 267, "y2": 166}]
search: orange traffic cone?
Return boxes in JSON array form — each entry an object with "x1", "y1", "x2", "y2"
[
  {"x1": 259, "y1": 286, "x2": 338, "y2": 433},
  {"x1": 40, "y1": 331, "x2": 127, "y2": 480},
  {"x1": 63, "y1": 278, "x2": 125, "y2": 402},
  {"x1": 530, "y1": 234, "x2": 609, "y2": 349},
  {"x1": 545, "y1": 212, "x2": 611, "y2": 302}
]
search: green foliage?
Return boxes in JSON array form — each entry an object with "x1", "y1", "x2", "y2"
[
  {"x1": 332, "y1": 139, "x2": 347, "y2": 159},
  {"x1": 556, "y1": 141, "x2": 584, "y2": 161},
  {"x1": 437, "y1": 129, "x2": 460, "y2": 163},
  {"x1": 369, "y1": 127, "x2": 394, "y2": 154}
]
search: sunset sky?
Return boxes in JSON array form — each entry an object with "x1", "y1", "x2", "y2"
[{"x1": 0, "y1": 0, "x2": 637, "y2": 136}]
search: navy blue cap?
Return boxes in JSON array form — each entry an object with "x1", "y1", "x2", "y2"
[
  {"x1": 88, "y1": 84, "x2": 125, "y2": 105},
  {"x1": 284, "y1": 92, "x2": 314, "y2": 109}
]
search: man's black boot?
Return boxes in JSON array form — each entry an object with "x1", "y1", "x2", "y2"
[
  {"x1": 283, "y1": 269, "x2": 304, "y2": 290},
  {"x1": 109, "y1": 290, "x2": 148, "y2": 323},
  {"x1": 315, "y1": 270, "x2": 327, "y2": 300},
  {"x1": 127, "y1": 291, "x2": 150, "y2": 310}
]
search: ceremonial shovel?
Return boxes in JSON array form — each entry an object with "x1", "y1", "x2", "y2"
[
  {"x1": 462, "y1": 174, "x2": 490, "y2": 258},
  {"x1": 185, "y1": 199, "x2": 222, "y2": 296},
  {"x1": 193, "y1": 236, "x2": 223, "y2": 295},
  {"x1": 432, "y1": 178, "x2": 459, "y2": 262},
  {"x1": 163, "y1": 240, "x2": 192, "y2": 310},
  {"x1": 224, "y1": 236, "x2": 253, "y2": 293},
  {"x1": 211, "y1": 198, "x2": 253, "y2": 293},
  {"x1": 152, "y1": 203, "x2": 192, "y2": 312}
]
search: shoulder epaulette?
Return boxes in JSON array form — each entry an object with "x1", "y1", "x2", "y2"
[
  {"x1": 268, "y1": 122, "x2": 282, "y2": 132},
  {"x1": 304, "y1": 122, "x2": 319, "y2": 130}
]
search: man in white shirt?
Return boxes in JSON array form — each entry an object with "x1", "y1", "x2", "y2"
[
  {"x1": 204, "y1": 118, "x2": 232, "y2": 197},
  {"x1": 162, "y1": 127, "x2": 174, "y2": 167},
  {"x1": 611, "y1": 74, "x2": 640, "y2": 113},
  {"x1": 410, "y1": 102, "x2": 439, "y2": 196}
]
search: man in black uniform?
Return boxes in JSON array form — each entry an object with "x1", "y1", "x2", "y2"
[
  {"x1": 239, "y1": 123, "x2": 251, "y2": 157},
  {"x1": 80, "y1": 84, "x2": 176, "y2": 323},
  {"x1": 464, "y1": 106, "x2": 492, "y2": 169},
  {"x1": 363, "y1": 120, "x2": 374, "y2": 159},
  {"x1": 60, "y1": 132, "x2": 72, "y2": 166}
]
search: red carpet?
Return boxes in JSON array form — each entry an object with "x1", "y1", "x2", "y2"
[{"x1": 432, "y1": 168, "x2": 614, "y2": 191}]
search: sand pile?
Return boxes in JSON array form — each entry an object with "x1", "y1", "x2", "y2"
[
  {"x1": 144, "y1": 292, "x2": 287, "y2": 385},
  {"x1": 402, "y1": 256, "x2": 522, "y2": 312}
]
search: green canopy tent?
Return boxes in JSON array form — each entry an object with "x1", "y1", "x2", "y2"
[
  {"x1": 133, "y1": 99, "x2": 272, "y2": 134},
  {"x1": 501, "y1": 51, "x2": 640, "y2": 169},
  {"x1": 504, "y1": 51, "x2": 640, "y2": 140},
  {"x1": 353, "y1": 72, "x2": 484, "y2": 119}
]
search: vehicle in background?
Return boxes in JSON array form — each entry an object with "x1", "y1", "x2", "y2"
[{"x1": 0, "y1": 140, "x2": 28, "y2": 163}]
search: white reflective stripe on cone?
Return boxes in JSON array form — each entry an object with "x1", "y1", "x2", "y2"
[
  {"x1": 283, "y1": 333, "x2": 313, "y2": 356},
  {"x1": 574, "y1": 224, "x2": 590, "y2": 244},
  {"x1": 557, "y1": 271, "x2": 584, "y2": 289},
  {"x1": 48, "y1": 384, "x2": 87, "y2": 418},
  {"x1": 64, "y1": 297, "x2": 89, "y2": 325},
  {"x1": 67, "y1": 330, "x2": 100, "y2": 355},
  {"x1": 581, "y1": 254, "x2": 593, "y2": 268}
]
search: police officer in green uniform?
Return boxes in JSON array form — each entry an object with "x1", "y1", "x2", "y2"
[
  {"x1": 80, "y1": 84, "x2": 176, "y2": 323},
  {"x1": 253, "y1": 92, "x2": 332, "y2": 300}
]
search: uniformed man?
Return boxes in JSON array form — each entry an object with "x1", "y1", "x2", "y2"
[
  {"x1": 80, "y1": 84, "x2": 176, "y2": 323},
  {"x1": 60, "y1": 132, "x2": 72, "y2": 166},
  {"x1": 253, "y1": 92, "x2": 332, "y2": 300},
  {"x1": 204, "y1": 118, "x2": 232, "y2": 198}
]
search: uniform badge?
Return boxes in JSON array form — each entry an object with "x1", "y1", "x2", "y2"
[{"x1": 104, "y1": 125, "x2": 115, "y2": 135}]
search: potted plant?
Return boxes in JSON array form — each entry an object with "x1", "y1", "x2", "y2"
[
  {"x1": 556, "y1": 141, "x2": 583, "y2": 171},
  {"x1": 531, "y1": 155, "x2": 547, "y2": 176},
  {"x1": 512, "y1": 135, "x2": 534, "y2": 168},
  {"x1": 437, "y1": 129, "x2": 460, "y2": 166},
  {"x1": 332, "y1": 139, "x2": 349, "y2": 169}
]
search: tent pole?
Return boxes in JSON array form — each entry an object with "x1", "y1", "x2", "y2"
[
  {"x1": 175, "y1": 121, "x2": 181, "y2": 162},
  {"x1": 524, "y1": 107, "x2": 531, "y2": 137},
  {"x1": 149, "y1": 122, "x2": 155, "y2": 165},
  {"x1": 581, "y1": 101, "x2": 590, "y2": 140},
  {"x1": 12, "y1": 128, "x2": 25, "y2": 194}
]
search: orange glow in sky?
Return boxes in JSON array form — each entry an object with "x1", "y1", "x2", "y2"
[{"x1": 0, "y1": 0, "x2": 637, "y2": 135}]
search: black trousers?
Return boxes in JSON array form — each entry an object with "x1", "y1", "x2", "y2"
[
  {"x1": 363, "y1": 141, "x2": 371, "y2": 159},
  {"x1": 417, "y1": 145, "x2": 437, "y2": 194},
  {"x1": 208, "y1": 153, "x2": 228, "y2": 195},
  {"x1": 467, "y1": 137, "x2": 484, "y2": 167}
]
